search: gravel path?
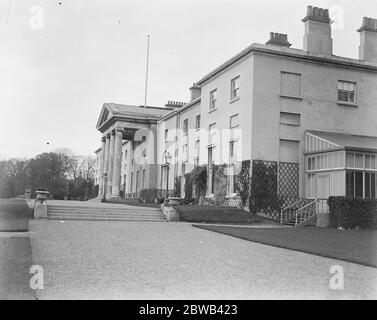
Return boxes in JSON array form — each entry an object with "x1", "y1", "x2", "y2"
[{"x1": 29, "y1": 220, "x2": 377, "y2": 299}]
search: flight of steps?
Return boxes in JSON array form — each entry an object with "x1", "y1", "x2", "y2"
[{"x1": 47, "y1": 204, "x2": 166, "y2": 222}]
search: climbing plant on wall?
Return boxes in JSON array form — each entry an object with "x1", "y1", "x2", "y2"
[
  {"x1": 235, "y1": 160, "x2": 250, "y2": 207},
  {"x1": 249, "y1": 160, "x2": 284, "y2": 218}
]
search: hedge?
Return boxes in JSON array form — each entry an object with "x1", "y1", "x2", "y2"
[
  {"x1": 328, "y1": 196, "x2": 377, "y2": 230},
  {"x1": 139, "y1": 189, "x2": 161, "y2": 203},
  {"x1": 0, "y1": 199, "x2": 33, "y2": 220}
]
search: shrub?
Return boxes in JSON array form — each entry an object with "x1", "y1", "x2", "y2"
[
  {"x1": 235, "y1": 160, "x2": 250, "y2": 207},
  {"x1": 0, "y1": 199, "x2": 33, "y2": 219},
  {"x1": 139, "y1": 189, "x2": 160, "y2": 203},
  {"x1": 192, "y1": 165, "x2": 207, "y2": 198},
  {"x1": 328, "y1": 196, "x2": 377, "y2": 230},
  {"x1": 249, "y1": 161, "x2": 282, "y2": 214},
  {"x1": 213, "y1": 164, "x2": 228, "y2": 205},
  {"x1": 174, "y1": 176, "x2": 181, "y2": 197},
  {"x1": 184, "y1": 173, "x2": 193, "y2": 199}
]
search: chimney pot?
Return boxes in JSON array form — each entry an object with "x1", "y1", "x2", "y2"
[
  {"x1": 357, "y1": 17, "x2": 377, "y2": 62},
  {"x1": 189, "y1": 83, "x2": 201, "y2": 101},
  {"x1": 302, "y1": 5, "x2": 332, "y2": 55},
  {"x1": 266, "y1": 32, "x2": 291, "y2": 47}
]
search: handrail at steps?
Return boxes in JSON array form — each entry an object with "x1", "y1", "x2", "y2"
[
  {"x1": 295, "y1": 198, "x2": 318, "y2": 226},
  {"x1": 280, "y1": 199, "x2": 302, "y2": 224}
]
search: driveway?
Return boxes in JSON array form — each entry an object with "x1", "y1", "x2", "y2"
[{"x1": 29, "y1": 220, "x2": 377, "y2": 299}]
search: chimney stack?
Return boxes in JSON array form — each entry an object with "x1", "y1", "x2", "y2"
[
  {"x1": 165, "y1": 100, "x2": 186, "y2": 109},
  {"x1": 189, "y1": 83, "x2": 201, "y2": 101},
  {"x1": 357, "y1": 17, "x2": 377, "y2": 63},
  {"x1": 302, "y1": 6, "x2": 332, "y2": 55},
  {"x1": 265, "y1": 33, "x2": 291, "y2": 47}
]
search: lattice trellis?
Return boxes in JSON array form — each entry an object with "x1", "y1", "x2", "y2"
[
  {"x1": 251, "y1": 160, "x2": 279, "y2": 219},
  {"x1": 278, "y1": 162, "x2": 299, "y2": 207},
  {"x1": 251, "y1": 160, "x2": 300, "y2": 221}
]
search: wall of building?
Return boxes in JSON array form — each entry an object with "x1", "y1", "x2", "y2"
[
  {"x1": 251, "y1": 51, "x2": 377, "y2": 196},
  {"x1": 199, "y1": 55, "x2": 254, "y2": 167}
]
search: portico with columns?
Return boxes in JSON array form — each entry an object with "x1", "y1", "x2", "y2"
[{"x1": 96, "y1": 103, "x2": 173, "y2": 199}]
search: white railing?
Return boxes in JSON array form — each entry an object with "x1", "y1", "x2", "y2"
[
  {"x1": 280, "y1": 199, "x2": 302, "y2": 224},
  {"x1": 294, "y1": 199, "x2": 318, "y2": 226},
  {"x1": 280, "y1": 198, "x2": 322, "y2": 226}
]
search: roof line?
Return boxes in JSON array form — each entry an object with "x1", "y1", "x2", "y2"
[{"x1": 197, "y1": 44, "x2": 377, "y2": 86}]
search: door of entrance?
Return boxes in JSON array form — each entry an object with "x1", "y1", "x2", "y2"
[{"x1": 317, "y1": 174, "x2": 330, "y2": 213}]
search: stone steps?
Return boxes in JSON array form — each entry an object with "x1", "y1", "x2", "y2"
[{"x1": 47, "y1": 205, "x2": 166, "y2": 222}]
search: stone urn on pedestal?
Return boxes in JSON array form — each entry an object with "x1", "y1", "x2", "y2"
[{"x1": 34, "y1": 190, "x2": 50, "y2": 219}]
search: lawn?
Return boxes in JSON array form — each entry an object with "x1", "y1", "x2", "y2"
[
  {"x1": 0, "y1": 199, "x2": 33, "y2": 232},
  {"x1": 174, "y1": 205, "x2": 269, "y2": 224},
  {"x1": 194, "y1": 224, "x2": 377, "y2": 268}
]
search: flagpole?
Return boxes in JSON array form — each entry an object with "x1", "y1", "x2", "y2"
[{"x1": 144, "y1": 35, "x2": 150, "y2": 110}]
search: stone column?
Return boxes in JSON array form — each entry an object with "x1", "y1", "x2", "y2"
[
  {"x1": 106, "y1": 131, "x2": 115, "y2": 197},
  {"x1": 98, "y1": 137, "x2": 106, "y2": 197},
  {"x1": 111, "y1": 128, "x2": 123, "y2": 198},
  {"x1": 103, "y1": 133, "x2": 111, "y2": 197}
]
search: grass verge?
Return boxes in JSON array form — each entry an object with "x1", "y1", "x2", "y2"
[
  {"x1": 194, "y1": 224, "x2": 377, "y2": 268},
  {"x1": 175, "y1": 205, "x2": 268, "y2": 224}
]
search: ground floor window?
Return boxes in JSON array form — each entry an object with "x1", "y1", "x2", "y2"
[
  {"x1": 346, "y1": 170, "x2": 377, "y2": 199},
  {"x1": 227, "y1": 164, "x2": 234, "y2": 195}
]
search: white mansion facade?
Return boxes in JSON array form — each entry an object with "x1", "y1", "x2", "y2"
[{"x1": 94, "y1": 6, "x2": 377, "y2": 203}]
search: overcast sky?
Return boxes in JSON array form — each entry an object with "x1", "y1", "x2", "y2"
[{"x1": 0, "y1": 0, "x2": 375, "y2": 159}]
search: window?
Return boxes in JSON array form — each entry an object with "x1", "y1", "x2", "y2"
[
  {"x1": 281, "y1": 72, "x2": 301, "y2": 98},
  {"x1": 229, "y1": 141, "x2": 237, "y2": 162},
  {"x1": 130, "y1": 172, "x2": 134, "y2": 192},
  {"x1": 338, "y1": 81, "x2": 356, "y2": 103},
  {"x1": 136, "y1": 171, "x2": 139, "y2": 193},
  {"x1": 183, "y1": 119, "x2": 188, "y2": 135},
  {"x1": 164, "y1": 129, "x2": 168, "y2": 142},
  {"x1": 142, "y1": 169, "x2": 146, "y2": 189},
  {"x1": 182, "y1": 144, "x2": 188, "y2": 153},
  {"x1": 125, "y1": 150, "x2": 128, "y2": 160},
  {"x1": 346, "y1": 171, "x2": 363, "y2": 198},
  {"x1": 230, "y1": 114, "x2": 239, "y2": 128},
  {"x1": 194, "y1": 158, "x2": 199, "y2": 167},
  {"x1": 365, "y1": 154, "x2": 376, "y2": 170},
  {"x1": 227, "y1": 164, "x2": 236, "y2": 195},
  {"x1": 181, "y1": 163, "x2": 186, "y2": 176},
  {"x1": 195, "y1": 114, "x2": 201, "y2": 129},
  {"x1": 209, "y1": 123, "x2": 216, "y2": 145},
  {"x1": 346, "y1": 152, "x2": 363, "y2": 169},
  {"x1": 230, "y1": 76, "x2": 240, "y2": 100},
  {"x1": 365, "y1": 172, "x2": 377, "y2": 199},
  {"x1": 280, "y1": 112, "x2": 300, "y2": 126},
  {"x1": 195, "y1": 140, "x2": 200, "y2": 154},
  {"x1": 209, "y1": 89, "x2": 217, "y2": 110}
]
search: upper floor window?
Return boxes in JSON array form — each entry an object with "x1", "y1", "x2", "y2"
[
  {"x1": 281, "y1": 72, "x2": 301, "y2": 98},
  {"x1": 230, "y1": 114, "x2": 239, "y2": 128},
  {"x1": 182, "y1": 144, "x2": 188, "y2": 153},
  {"x1": 209, "y1": 89, "x2": 217, "y2": 110},
  {"x1": 195, "y1": 139, "x2": 200, "y2": 152},
  {"x1": 230, "y1": 76, "x2": 240, "y2": 100},
  {"x1": 164, "y1": 129, "x2": 168, "y2": 142},
  {"x1": 338, "y1": 81, "x2": 356, "y2": 104},
  {"x1": 183, "y1": 119, "x2": 188, "y2": 135},
  {"x1": 195, "y1": 114, "x2": 201, "y2": 129}
]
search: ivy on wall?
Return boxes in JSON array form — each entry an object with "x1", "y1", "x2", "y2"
[
  {"x1": 174, "y1": 176, "x2": 181, "y2": 198},
  {"x1": 235, "y1": 160, "x2": 250, "y2": 207},
  {"x1": 249, "y1": 160, "x2": 283, "y2": 216}
]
